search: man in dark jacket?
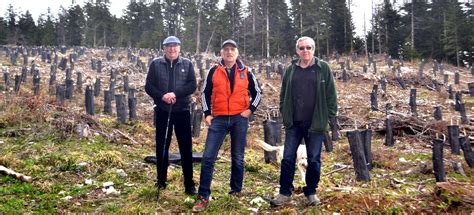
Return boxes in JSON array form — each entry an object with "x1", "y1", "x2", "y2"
[
  {"x1": 192, "y1": 39, "x2": 262, "y2": 212},
  {"x1": 271, "y1": 36, "x2": 337, "y2": 207},
  {"x1": 145, "y1": 36, "x2": 197, "y2": 195}
]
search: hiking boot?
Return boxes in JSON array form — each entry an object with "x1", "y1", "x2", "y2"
[
  {"x1": 185, "y1": 186, "x2": 196, "y2": 195},
  {"x1": 306, "y1": 194, "x2": 321, "y2": 206},
  {"x1": 155, "y1": 181, "x2": 166, "y2": 189},
  {"x1": 192, "y1": 196, "x2": 209, "y2": 212},
  {"x1": 270, "y1": 194, "x2": 292, "y2": 206}
]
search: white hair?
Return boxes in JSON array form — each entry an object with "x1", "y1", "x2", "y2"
[{"x1": 295, "y1": 36, "x2": 315, "y2": 51}]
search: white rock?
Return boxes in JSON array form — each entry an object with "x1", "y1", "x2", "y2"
[
  {"x1": 103, "y1": 186, "x2": 120, "y2": 195},
  {"x1": 0, "y1": 140, "x2": 4, "y2": 144},
  {"x1": 249, "y1": 196, "x2": 266, "y2": 207},
  {"x1": 116, "y1": 169, "x2": 128, "y2": 177},
  {"x1": 249, "y1": 208, "x2": 259, "y2": 213},
  {"x1": 124, "y1": 183, "x2": 134, "y2": 187},
  {"x1": 103, "y1": 181, "x2": 114, "y2": 187},
  {"x1": 184, "y1": 197, "x2": 195, "y2": 204},
  {"x1": 85, "y1": 179, "x2": 93, "y2": 185},
  {"x1": 62, "y1": 196, "x2": 73, "y2": 201},
  {"x1": 58, "y1": 191, "x2": 66, "y2": 195},
  {"x1": 77, "y1": 162, "x2": 88, "y2": 167},
  {"x1": 399, "y1": 157, "x2": 408, "y2": 163}
]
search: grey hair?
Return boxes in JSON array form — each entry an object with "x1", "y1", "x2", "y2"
[{"x1": 295, "y1": 36, "x2": 315, "y2": 51}]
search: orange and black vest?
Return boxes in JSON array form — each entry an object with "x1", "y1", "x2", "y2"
[{"x1": 211, "y1": 65, "x2": 249, "y2": 116}]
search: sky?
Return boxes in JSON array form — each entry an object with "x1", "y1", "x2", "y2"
[{"x1": 0, "y1": 0, "x2": 383, "y2": 37}]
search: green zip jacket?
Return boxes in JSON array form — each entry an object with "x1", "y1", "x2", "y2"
[{"x1": 279, "y1": 57, "x2": 338, "y2": 133}]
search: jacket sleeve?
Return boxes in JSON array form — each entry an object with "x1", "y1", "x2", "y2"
[
  {"x1": 145, "y1": 60, "x2": 166, "y2": 102},
  {"x1": 325, "y1": 65, "x2": 338, "y2": 118},
  {"x1": 201, "y1": 66, "x2": 215, "y2": 117},
  {"x1": 279, "y1": 65, "x2": 292, "y2": 113},
  {"x1": 174, "y1": 61, "x2": 197, "y2": 98},
  {"x1": 247, "y1": 70, "x2": 262, "y2": 113}
]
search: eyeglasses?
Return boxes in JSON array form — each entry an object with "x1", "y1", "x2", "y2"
[{"x1": 299, "y1": 46, "x2": 312, "y2": 51}]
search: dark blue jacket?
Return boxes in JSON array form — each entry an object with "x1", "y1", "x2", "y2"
[{"x1": 145, "y1": 56, "x2": 196, "y2": 112}]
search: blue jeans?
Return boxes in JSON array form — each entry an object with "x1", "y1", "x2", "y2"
[
  {"x1": 198, "y1": 115, "x2": 249, "y2": 199},
  {"x1": 279, "y1": 121, "x2": 324, "y2": 197}
]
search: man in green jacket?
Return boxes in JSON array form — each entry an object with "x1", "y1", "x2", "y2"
[{"x1": 271, "y1": 36, "x2": 337, "y2": 207}]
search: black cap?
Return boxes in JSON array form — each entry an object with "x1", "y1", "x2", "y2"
[{"x1": 221, "y1": 39, "x2": 238, "y2": 48}]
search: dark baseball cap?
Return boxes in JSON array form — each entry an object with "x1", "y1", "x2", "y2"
[
  {"x1": 163, "y1": 36, "x2": 181, "y2": 46},
  {"x1": 221, "y1": 39, "x2": 238, "y2": 48}
]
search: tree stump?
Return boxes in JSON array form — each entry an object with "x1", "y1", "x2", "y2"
[
  {"x1": 459, "y1": 136, "x2": 474, "y2": 168},
  {"x1": 432, "y1": 138, "x2": 445, "y2": 182},
  {"x1": 346, "y1": 130, "x2": 370, "y2": 181},
  {"x1": 85, "y1": 86, "x2": 94, "y2": 116}
]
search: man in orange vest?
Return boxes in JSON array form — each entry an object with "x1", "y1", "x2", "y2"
[{"x1": 192, "y1": 39, "x2": 262, "y2": 212}]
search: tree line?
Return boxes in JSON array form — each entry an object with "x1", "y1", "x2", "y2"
[{"x1": 0, "y1": 0, "x2": 472, "y2": 66}]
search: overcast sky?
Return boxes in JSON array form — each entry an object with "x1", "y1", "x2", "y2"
[{"x1": 0, "y1": 0, "x2": 383, "y2": 37}]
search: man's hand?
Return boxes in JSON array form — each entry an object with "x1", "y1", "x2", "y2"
[
  {"x1": 205, "y1": 115, "x2": 214, "y2": 126},
  {"x1": 240, "y1": 109, "x2": 252, "y2": 118},
  {"x1": 161, "y1": 92, "x2": 177, "y2": 104}
]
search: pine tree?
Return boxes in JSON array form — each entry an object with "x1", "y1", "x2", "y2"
[
  {"x1": 376, "y1": 0, "x2": 406, "y2": 57},
  {"x1": 163, "y1": 0, "x2": 185, "y2": 36},
  {"x1": 0, "y1": 17, "x2": 7, "y2": 45},
  {"x1": 268, "y1": 0, "x2": 294, "y2": 56},
  {"x1": 443, "y1": 2, "x2": 470, "y2": 66},
  {"x1": 37, "y1": 8, "x2": 55, "y2": 46},
  {"x1": 6, "y1": 4, "x2": 18, "y2": 44},
  {"x1": 327, "y1": 0, "x2": 353, "y2": 54},
  {"x1": 65, "y1": 5, "x2": 85, "y2": 46},
  {"x1": 18, "y1": 10, "x2": 37, "y2": 45}
]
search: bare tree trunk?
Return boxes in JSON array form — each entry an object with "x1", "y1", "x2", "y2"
[
  {"x1": 344, "y1": 10, "x2": 347, "y2": 51},
  {"x1": 316, "y1": 24, "x2": 320, "y2": 57},
  {"x1": 348, "y1": 0, "x2": 352, "y2": 53},
  {"x1": 455, "y1": 26, "x2": 459, "y2": 67},
  {"x1": 371, "y1": 0, "x2": 375, "y2": 55},
  {"x1": 252, "y1": 0, "x2": 256, "y2": 54},
  {"x1": 385, "y1": 23, "x2": 388, "y2": 53},
  {"x1": 196, "y1": 0, "x2": 201, "y2": 54},
  {"x1": 93, "y1": 26, "x2": 97, "y2": 48},
  {"x1": 364, "y1": 12, "x2": 368, "y2": 59},
  {"x1": 326, "y1": 36, "x2": 329, "y2": 57},
  {"x1": 299, "y1": 1, "x2": 303, "y2": 36},
  {"x1": 205, "y1": 30, "x2": 215, "y2": 53},
  {"x1": 103, "y1": 26, "x2": 106, "y2": 48},
  {"x1": 266, "y1": 0, "x2": 270, "y2": 58},
  {"x1": 411, "y1": 1, "x2": 415, "y2": 49}
]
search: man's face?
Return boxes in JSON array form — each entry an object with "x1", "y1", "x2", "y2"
[
  {"x1": 220, "y1": 45, "x2": 238, "y2": 63},
  {"x1": 296, "y1": 40, "x2": 314, "y2": 62},
  {"x1": 164, "y1": 43, "x2": 180, "y2": 61}
]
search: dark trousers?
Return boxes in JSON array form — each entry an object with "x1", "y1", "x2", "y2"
[
  {"x1": 279, "y1": 121, "x2": 324, "y2": 196},
  {"x1": 155, "y1": 108, "x2": 195, "y2": 190}
]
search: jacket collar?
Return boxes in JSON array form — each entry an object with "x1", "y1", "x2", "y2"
[
  {"x1": 219, "y1": 58, "x2": 245, "y2": 71},
  {"x1": 293, "y1": 57, "x2": 321, "y2": 69},
  {"x1": 158, "y1": 56, "x2": 182, "y2": 64}
]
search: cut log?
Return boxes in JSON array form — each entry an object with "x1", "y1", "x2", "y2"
[{"x1": 0, "y1": 165, "x2": 32, "y2": 182}]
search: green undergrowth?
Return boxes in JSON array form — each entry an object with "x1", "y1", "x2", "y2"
[{"x1": 1, "y1": 93, "x2": 473, "y2": 213}]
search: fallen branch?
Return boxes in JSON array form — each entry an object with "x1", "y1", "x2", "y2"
[
  {"x1": 114, "y1": 129, "x2": 138, "y2": 145},
  {"x1": 323, "y1": 165, "x2": 352, "y2": 176},
  {"x1": 0, "y1": 165, "x2": 32, "y2": 182}
]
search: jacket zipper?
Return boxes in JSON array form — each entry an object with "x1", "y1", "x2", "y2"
[
  {"x1": 226, "y1": 68, "x2": 231, "y2": 124},
  {"x1": 170, "y1": 60, "x2": 177, "y2": 109}
]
